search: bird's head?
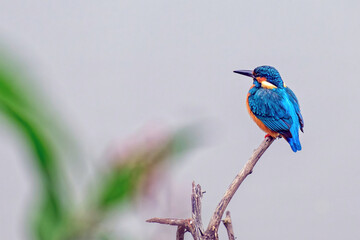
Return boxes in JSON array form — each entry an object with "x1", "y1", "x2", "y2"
[{"x1": 234, "y1": 65, "x2": 286, "y2": 89}]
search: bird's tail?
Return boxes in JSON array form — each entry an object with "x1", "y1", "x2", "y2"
[{"x1": 286, "y1": 133, "x2": 302, "y2": 152}]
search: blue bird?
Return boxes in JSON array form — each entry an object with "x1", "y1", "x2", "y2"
[{"x1": 234, "y1": 66, "x2": 304, "y2": 152}]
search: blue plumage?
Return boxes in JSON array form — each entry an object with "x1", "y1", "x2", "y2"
[{"x1": 235, "y1": 66, "x2": 304, "y2": 152}]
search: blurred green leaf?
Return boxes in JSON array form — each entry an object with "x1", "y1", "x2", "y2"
[
  {"x1": 32, "y1": 195, "x2": 67, "y2": 240},
  {"x1": 0, "y1": 52, "x2": 199, "y2": 240},
  {"x1": 0, "y1": 61, "x2": 60, "y2": 184},
  {"x1": 0, "y1": 55, "x2": 68, "y2": 240},
  {"x1": 170, "y1": 125, "x2": 199, "y2": 156},
  {"x1": 96, "y1": 163, "x2": 146, "y2": 210},
  {"x1": 93, "y1": 127, "x2": 198, "y2": 213},
  {"x1": 0, "y1": 99, "x2": 59, "y2": 184}
]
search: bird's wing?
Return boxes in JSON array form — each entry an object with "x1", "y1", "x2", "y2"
[
  {"x1": 285, "y1": 87, "x2": 304, "y2": 132},
  {"x1": 248, "y1": 88, "x2": 293, "y2": 139}
]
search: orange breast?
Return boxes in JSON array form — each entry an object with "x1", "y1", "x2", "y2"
[{"x1": 246, "y1": 87, "x2": 279, "y2": 138}]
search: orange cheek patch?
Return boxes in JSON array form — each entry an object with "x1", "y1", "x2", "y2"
[{"x1": 256, "y1": 77, "x2": 267, "y2": 83}]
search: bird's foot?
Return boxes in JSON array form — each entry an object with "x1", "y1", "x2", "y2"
[{"x1": 264, "y1": 134, "x2": 272, "y2": 138}]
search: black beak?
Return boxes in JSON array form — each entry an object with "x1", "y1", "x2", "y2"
[{"x1": 233, "y1": 70, "x2": 254, "y2": 78}]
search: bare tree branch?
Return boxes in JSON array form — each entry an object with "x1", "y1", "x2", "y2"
[
  {"x1": 147, "y1": 136, "x2": 275, "y2": 240},
  {"x1": 176, "y1": 226, "x2": 185, "y2": 240},
  {"x1": 146, "y1": 183, "x2": 205, "y2": 239},
  {"x1": 192, "y1": 182, "x2": 204, "y2": 238},
  {"x1": 205, "y1": 136, "x2": 274, "y2": 237},
  {"x1": 146, "y1": 218, "x2": 188, "y2": 226},
  {"x1": 222, "y1": 211, "x2": 235, "y2": 240}
]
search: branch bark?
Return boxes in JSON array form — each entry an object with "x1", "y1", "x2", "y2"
[
  {"x1": 176, "y1": 226, "x2": 185, "y2": 240},
  {"x1": 146, "y1": 183, "x2": 204, "y2": 239},
  {"x1": 222, "y1": 211, "x2": 235, "y2": 240},
  {"x1": 146, "y1": 218, "x2": 188, "y2": 226},
  {"x1": 191, "y1": 182, "x2": 204, "y2": 238},
  {"x1": 205, "y1": 136, "x2": 274, "y2": 238},
  {"x1": 147, "y1": 136, "x2": 275, "y2": 240}
]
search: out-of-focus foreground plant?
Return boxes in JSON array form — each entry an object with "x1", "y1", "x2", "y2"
[{"x1": 0, "y1": 55, "x2": 195, "y2": 240}]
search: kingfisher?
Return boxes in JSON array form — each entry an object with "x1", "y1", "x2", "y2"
[{"x1": 234, "y1": 66, "x2": 304, "y2": 152}]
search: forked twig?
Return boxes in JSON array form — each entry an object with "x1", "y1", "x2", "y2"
[
  {"x1": 222, "y1": 211, "x2": 235, "y2": 240},
  {"x1": 176, "y1": 226, "x2": 185, "y2": 240},
  {"x1": 146, "y1": 183, "x2": 204, "y2": 239}
]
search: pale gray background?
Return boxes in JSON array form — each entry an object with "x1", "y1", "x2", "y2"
[{"x1": 1, "y1": 1, "x2": 360, "y2": 239}]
